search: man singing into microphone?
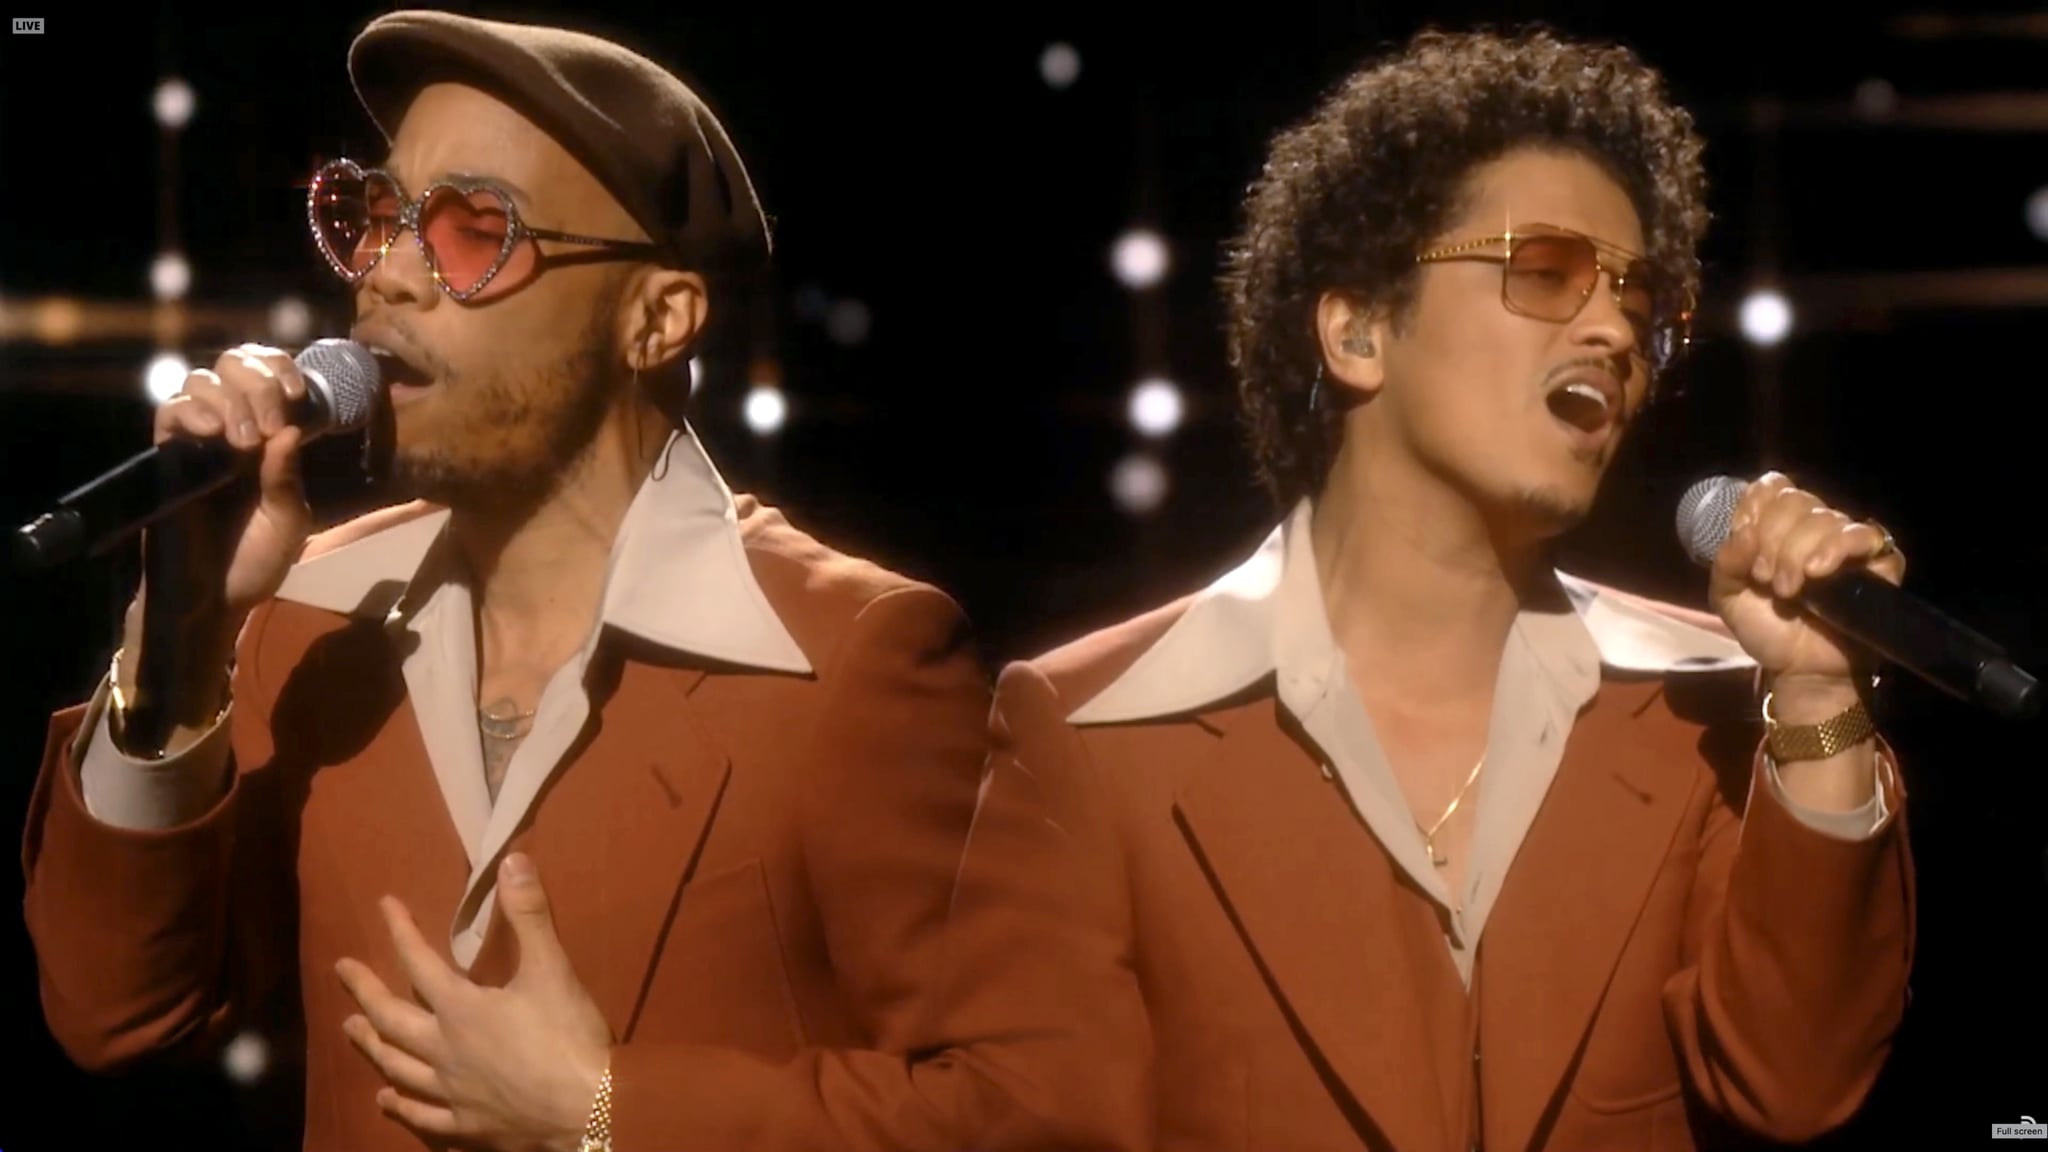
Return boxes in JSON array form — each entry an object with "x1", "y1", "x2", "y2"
[
  {"x1": 22, "y1": 11, "x2": 1138, "y2": 1152},
  {"x1": 984, "y1": 26, "x2": 1915, "y2": 1152}
]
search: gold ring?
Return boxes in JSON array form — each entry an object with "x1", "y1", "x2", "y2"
[{"x1": 1866, "y1": 519, "x2": 1897, "y2": 559}]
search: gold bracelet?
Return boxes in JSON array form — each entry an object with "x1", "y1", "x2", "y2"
[
  {"x1": 577, "y1": 1063, "x2": 614, "y2": 1152},
  {"x1": 106, "y1": 647, "x2": 233, "y2": 761},
  {"x1": 1762, "y1": 691, "x2": 1877, "y2": 763}
]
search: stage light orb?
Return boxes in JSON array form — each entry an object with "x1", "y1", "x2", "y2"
[
  {"x1": 826, "y1": 299, "x2": 871, "y2": 346},
  {"x1": 1112, "y1": 229, "x2": 1169, "y2": 289},
  {"x1": 268, "y1": 296, "x2": 312, "y2": 343},
  {"x1": 146, "y1": 352, "x2": 191, "y2": 402},
  {"x1": 744, "y1": 384, "x2": 787, "y2": 435},
  {"x1": 1738, "y1": 289, "x2": 1792, "y2": 346},
  {"x1": 1853, "y1": 78, "x2": 1896, "y2": 120},
  {"x1": 1128, "y1": 377, "x2": 1184, "y2": 438},
  {"x1": 2026, "y1": 186, "x2": 2048, "y2": 242},
  {"x1": 222, "y1": 1031, "x2": 269, "y2": 1085},
  {"x1": 154, "y1": 78, "x2": 196, "y2": 128},
  {"x1": 1040, "y1": 43, "x2": 1081, "y2": 89},
  {"x1": 151, "y1": 252, "x2": 191, "y2": 301},
  {"x1": 1110, "y1": 452, "x2": 1168, "y2": 515}
]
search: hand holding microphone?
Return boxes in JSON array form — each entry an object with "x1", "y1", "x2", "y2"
[
  {"x1": 9, "y1": 339, "x2": 381, "y2": 756},
  {"x1": 137, "y1": 341, "x2": 380, "y2": 622},
  {"x1": 12, "y1": 339, "x2": 380, "y2": 583},
  {"x1": 1679, "y1": 472, "x2": 2039, "y2": 719},
  {"x1": 1694, "y1": 472, "x2": 1907, "y2": 687}
]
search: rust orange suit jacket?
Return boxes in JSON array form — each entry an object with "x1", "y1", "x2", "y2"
[
  {"x1": 985, "y1": 588, "x2": 1916, "y2": 1152},
  {"x1": 22, "y1": 493, "x2": 1144, "y2": 1152}
]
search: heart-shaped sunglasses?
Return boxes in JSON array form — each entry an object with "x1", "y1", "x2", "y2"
[{"x1": 307, "y1": 158, "x2": 664, "y2": 303}]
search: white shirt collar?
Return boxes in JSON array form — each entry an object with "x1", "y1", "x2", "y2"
[
  {"x1": 271, "y1": 430, "x2": 813, "y2": 675},
  {"x1": 1068, "y1": 499, "x2": 1751, "y2": 725}
]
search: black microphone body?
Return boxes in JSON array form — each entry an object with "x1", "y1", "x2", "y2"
[
  {"x1": 1785, "y1": 563, "x2": 2037, "y2": 718},
  {"x1": 10, "y1": 339, "x2": 381, "y2": 573},
  {"x1": 1678, "y1": 475, "x2": 2040, "y2": 720}
]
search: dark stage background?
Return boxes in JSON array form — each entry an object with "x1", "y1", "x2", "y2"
[{"x1": 3, "y1": 3, "x2": 2044, "y2": 1148}]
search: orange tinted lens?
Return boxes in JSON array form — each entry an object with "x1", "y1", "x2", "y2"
[
  {"x1": 1503, "y1": 234, "x2": 1599, "y2": 320},
  {"x1": 1617, "y1": 262, "x2": 1662, "y2": 329},
  {"x1": 1618, "y1": 262, "x2": 1686, "y2": 365},
  {"x1": 419, "y1": 186, "x2": 520, "y2": 294}
]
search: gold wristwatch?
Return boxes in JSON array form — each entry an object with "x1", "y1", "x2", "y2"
[
  {"x1": 1762, "y1": 691, "x2": 1877, "y2": 762},
  {"x1": 107, "y1": 647, "x2": 233, "y2": 760}
]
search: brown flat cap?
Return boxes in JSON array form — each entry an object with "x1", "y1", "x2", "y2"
[{"x1": 348, "y1": 10, "x2": 768, "y2": 280}]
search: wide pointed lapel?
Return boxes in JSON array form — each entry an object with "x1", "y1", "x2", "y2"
[
  {"x1": 1174, "y1": 694, "x2": 1463, "y2": 1152},
  {"x1": 1478, "y1": 678, "x2": 1698, "y2": 1152},
  {"x1": 468, "y1": 649, "x2": 729, "y2": 1039}
]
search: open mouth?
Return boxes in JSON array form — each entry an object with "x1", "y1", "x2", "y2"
[
  {"x1": 1545, "y1": 378, "x2": 1618, "y2": 436},
  {"x1": 367, "y1": 347, "x2": 437, "y2": 402}
]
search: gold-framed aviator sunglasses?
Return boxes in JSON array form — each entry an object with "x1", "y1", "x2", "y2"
[{"x1": 1414, "y1": 224, "x2": 1694, "y2": 374}]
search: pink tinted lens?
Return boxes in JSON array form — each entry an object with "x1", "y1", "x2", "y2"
[
  {"x1": 312, "y1": 169, "x2": 402, "y2": 275},
  {"x1": 418, "y1": 185, "x2": 532, "y2": 296}
]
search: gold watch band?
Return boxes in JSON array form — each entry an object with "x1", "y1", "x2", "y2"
[
  {"x1": 106, "y1": 647, "x2": 233, "y2": 761},
  {"x1": 1762, "y1": 691, "x2": 1877, "y2": 763}
]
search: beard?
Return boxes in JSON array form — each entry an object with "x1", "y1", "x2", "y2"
[
  {"x1": 1506, "y1": 430, "x2": 1620, "y2": 536},
  {"x1": 388, "y1": 340, "x2": 619, "y2": 516},
  {"x1": 385, "y1": 289, "x2": 624, "y2": 516},
  {"x1": 1509, "y1": 482, "x2": 1594, "y2": 533}
]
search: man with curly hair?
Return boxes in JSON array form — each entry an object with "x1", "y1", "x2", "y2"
[{"x1": 980, "y1": 25, "x2": 1915, "y2": 1152}]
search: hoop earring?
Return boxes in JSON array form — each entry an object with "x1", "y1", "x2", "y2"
[
  {"x1": 1301, "y1": 362, "x2": 1335, "y2": 492},
  {"x1": 638, "y1": 365, "x2": 677, "y2": 481}
]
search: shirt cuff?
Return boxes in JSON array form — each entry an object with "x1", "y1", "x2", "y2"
[
  {"x1": 1762, "y1": 752, "x2": 1894, "y2": 841},
  {"x1": 74, "y1": 672, "x2": 234, "y2": 830}
]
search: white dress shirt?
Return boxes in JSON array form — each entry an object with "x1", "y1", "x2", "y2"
[
  {"x1": 73, "y1": 429, "x2": 815, "y2": 967},
  {"x1": 1066, "y1": 499, "x2": 1893, "y2": 984}
]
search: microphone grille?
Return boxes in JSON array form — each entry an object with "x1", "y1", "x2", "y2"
[
  {"x1": 296, "y1": 339, "x2": 381, "y2": 432},
  {"x1": 1676, "y1": 475, "x2": 1746, "y2": 567}
]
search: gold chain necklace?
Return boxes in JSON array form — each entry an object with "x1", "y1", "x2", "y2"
[
  {"x1": 1420, "y1": 756, "x2": 1485, "y2": 867},
  {"x1": 478, "y1": 697, "x2": 536, "y2": 742}
]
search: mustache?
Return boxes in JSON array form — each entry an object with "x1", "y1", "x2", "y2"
[
  {"x1": 1541, "y1": 354, "x2": 1626, "y2": 389},
  {"x1": 1543, "y1": 354, "x2": 1636, "y2": 422},
  {"x1": 352, "y1": 315, "x2": 452, "y2": 378}
]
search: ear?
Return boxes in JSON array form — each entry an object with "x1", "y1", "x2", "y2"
[
  {"x1": 1314, "y1": 290, "x2": 1388, "y2": 399},
  {"x1": 618, "y1": 269, "x2": 710, "y2": 373}
]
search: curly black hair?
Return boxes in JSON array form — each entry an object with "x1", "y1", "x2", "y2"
[{"x1": 1220, "y1": 25, "x2": 1710, "y2": 507}]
